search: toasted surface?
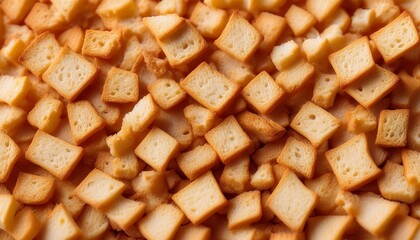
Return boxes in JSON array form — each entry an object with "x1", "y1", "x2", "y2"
[
  {"x1": 121, "y1": 94, "x2": 159, "y2": 135},
  {"x1": 346, "y1": 105, "x2": 377, "y2": 134},
  {"x1": 306, "y1": 0, "x2": 342, "y2": 22},
  {"x1": 54, "y1": 181, "x2": 85, "y2": 218},
  {"x1": 190, "y1": 2, "x2": 228, "y2": 39},
  {"x1": 401, "y1": 149, "x2": 420, "y2": 187},
  {"x1": 27, "y1": 97, "x2": 63, "y2": 133},
  {"x1": 0, "y1": 75, "x2": 31, "y2": 106},
  {"x1": 103, "y1": 195, "x2": 145, "y2": 230},
  {"x1": 142, "y1": 13, "x2": 184, "y2": 40},
  {"x1": 275, "y1": 58, "x2": 315, "y2": 93},
  {"x1": 36, "y1": 204, "x2": 81, "y2": 240},
  {"x1": 9, "y1": 207, "x2": 41, "y2": 240},
  {"x1": 385, "y1": 214, "x2": 419, "y2": 240},
  {"x1": 0, "y1": 104, "x2": 26, "y2": 134},
  {"x1": 102, "y1": 67, "x2": 139, "y2": 103},
  {"x1": 0, "y1": 131, "x2": 21, "y2": 183},
  {"x1": 0, "y1": 194, "x2": 17, "y2": 231},
  {"x1": 285, "y1": 5, "x2": 317, "y2": 36},
  {"x1": 312, "y1": 73, "x2": 340, "y2": 109},
  {"x1": 227, "y1": 190, "x2": 262, "y2": 229},
  {"x1": 305, "y1": 173, "x2": 340, "y2": 214},
  {"x1": 148, "y1": 78, "x2": 186, "y2": 110},
  {"x1": 24, "y1": 2, "x2": 65, "y2": 33},
  {"x1": 174, "y1": 223, "x2": 211, "y2": 240},
  {"x1": 13, "y1": 172, "x2": 55, "y2": 205},
  {"x1": 253, "y1": 12, "x2": 286, "y2": 52},
  {"x1": 176, "y1": 143, "x2": 219, "y2": 180},
  {"x1": 307, "y1": 215, "x2": 352, "y2": 240},
  {"x1": 25, "y1": 130, "x2": 83, "y2": 180},
  {"x1": 76, "y1": 206, "x2": 109, "y2": 240},
  {"x1": 1, "y1": 0, "x2": 36, "y2": 23},
  {"x1": 236, "y1": 111, "x2": 286, "y2": 143},
  {"x1": 82, "y1": 30, "x2": 121, "y2": 59},
  {"x1": 376, "y1": 109, "x2": 409, "y2": 147},
  {"x1": 183, "y1": 104, "x2": 218, "y2": 137},
  {"x1": 219, "y1": 155, "x2": 251, "y2": 194},
  {"x1": 172, "y1": 171, "x2": 227, "y2": 224},
  {"x1": 270, "y1": 40, "x2": 301, "y2": 70},
  {"x1": 250, "y1": 163, "x2": 275, "y2": 190}
]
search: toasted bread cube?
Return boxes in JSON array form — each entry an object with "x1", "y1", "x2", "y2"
[
  {"x1": 37, "y1": 204, "x2": 81, "y2": 240},
  {"x1": 277, "y1": 136, "x2": 316, "y2": 179},
  {"x1": 205, "y1": 116, "x2": 252, "y2": 164},
  {"x1": 181, "y1": 62, "x2": 240, "y2": 114},
  {"x1": 13, "y1": 172, "x2": 55, "y2": 205},
  {"x1": 183, "y1": 104, "x2": 218, "y2": 137},
  {"x1": 42, "y1": 47, "x2": 98, "y2": 101},
  {"x1": 9, "y1": 208, "x2": 41, "y2": 240},
  {"x1": 307, "y1": 215, "x2": 352, "y2": 240},
  {"x1": 0, "y1": 0, "x2": 35, "y2": 23},
  {"x1": 135, "y1": 127, "x2": 180, "y2": 172},
  {"x1": 172, "y1": 171, "x2": 227, "y2": 224},
  {"x1": 102, "y1": 67, "x2": 139, "y2": 103},
  {"x1": 174, "y1": 223, "x2": 211, "y2": 240},
  {"x1": 270, "y1": 40, "x2": 301, "y2": 70},
  {"x1": 158, "y1": 22, "x2": 206, "y2": 67},
  {"x1": 96, "y1": 0, "x2": 137, "y2": 19},
  {"x1": 214, "y1": 12, "x2": 262, "y2": 62},
  {"x1": 190, "y1": 2, "x2": 228, "y2": 39},
  {"x1": 253, "y1": 12, "x2": 286, "y2": 52},
  {"x1": 155, "y1": 108, "x2": 193, "y2": 150},
  {"x1": 370, "y1": 12, "x2": 419, "y2": 63},
  {"x1": 142, "y1": 14, "x2": 184, "y2": 40},
  {"x1": 82, "y1": 30, "x2": 121, "y2": 59},
  {"x1": 345, "y1": 65, "x2": 399, "y2": 108},
  {"x1": 73, "y1": 169, "x2": 126, "y2": 209},
  {"x1": 51, "y1": 0, "x2": 84, "y2": 21},
  {"x1": 329, "y1": 36, "x2": 375, "y2": 88},
  {"x1": 0, "y1": 104, "x2": 26, "y2": 134},
  {"x1": 267, "y1": 170, "x2": 318, "y2": 232},
  {"x1": 104, "y1": 196, "x2": 145, "y2": 230},
  {"x1": 227, "y1": 191, "x2": 262, "y2": 229},
  {"x1": 346, "y1": 105, "x2": 377, "y2": 134},
  {"x1": 176, "y1": 143, "x2": 219, "y2": 180},
  {"x1": 26, "y1": 131, "x2": 83, "y2": 180},
  {"x1": 0, "y1": 194, "x2": 17, "y2": 231},
  {"x1": 350, "y1": 8, "x2": 376, "y2": 34},
  {"x1": 0, "y1": 131, "x2": 21, "y2": 183},
  {"x1": 321, "y1": 24, "x2": 346, "y2": 53},
  {"x1": 378, "y1": 161, "x2": 417, "y2": 204},
  {"x1": 219, "y1": 155, "x2": 250, "y2": 194},
  {"x1": 27, "y1": 97, "x2": 63, "y2": 133},
  {"x1": 275, "y1": 58, "x2": 315, "y2": 94},
  {"x1": 148, "y1": 78, "x2": 186, "y2": 110},
  {"x1": 24, "y1": 3, "x2": 65, "y2": 33},
  {"x1": 306, "y1": 0, "x2": 342, "y2": 22},
  {"x1": 119, "y1": 36, "x2": 142, "y2": 71},
  {"x1": 325, "y1": 134, "x2": 381, "y2": 191},
  {"x1": 0, "y1": 75, "x2": 30, "y2": 106},
  {"x1": 84, "y1": 89, "x2": 121, "y2": 131},
  {"x1": 155, "y1": 0, "x2": 186, "y2": 16},
  {"x1": 250, "y1": 163, "x2": 275, "y2": 190},
  {"x1": 312, "y1": 73, "x2": 339, "y2": 109},
  {"x1": 385, "y1": 214, "x2": 419, "y2": 240},
  {"x1": 376, "y1": 109, "x2": 409, "y2": 147},
  {"x1": 54, "y1": 181, "x2": 85, "y2": 218},
  {"x1": 121, "y1": 94, "x2": 159, "y2": 135},
  {"x1": 285, "y1": 5, "x2": 317, "y2": 36},
  {"x1": 291, "y1": 101, "x2": 341, "y2": 147},
  {"x1": 113, "y1": 153, "x2": 142, "y2": 179},
  {"x1": 236, "y1": 111, "x2": 286, "y2": 143},
  {"x1": 251, "y1": 140, "x2": 285, "y2": 166},
  {"x1": 401, "y1": 149, "x2": 420, "y2": 187},
  {"x1": 302, "y1": 37, "x2": 330, "y2": 62},
  {"x1": 2, "y1": 38, "x2": 27, "y2": 63},
  {"x1": 58, "y1": 26, "x2": 84, "y2": 53},
  {"x1": 304, "y1": 173, "x2": 340, "y2": 214},
  {"x1": 242, "y1": 71, "x2": 285, "y2": 114},
  {"x1": 76, "y1": 206, "x2": 109, "y2": 240},
  {"x1": 138, "y1": 203, "x2": 184, "y2": 240}
]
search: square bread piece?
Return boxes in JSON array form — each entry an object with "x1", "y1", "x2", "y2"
[
  {"x1": 176, "y1": 143, "x2": 219, "y2": 180},
  {"x1": 172, "y1": 171, "x2": 227, "y2": 224},
  {"x1": 183, "y1": 104, "x2": 218, "y2": 137},
  {"x1": 266, "y1": 169, "x2": 318, "y2": 232},
  {"x1": 401, "y1": 149, "x2": 420, "y2": 187},
  {"x1": 27, "y1": 97, "x2": 63, "y2": 133},
  {"x1": 174, "y1": 224, "x2": 211, "y2": 240},
  {"x1": 76, "y1": 206, "x2": 108, "y2": 240},
  {"x1": 12, "y1": 172, "x2": 55, "y2": 205},
  {"x1": 82, "y1": 30, "x2": 121, "y2": 59},
  {"x1": 304, "y1": 173, "x2": 340, "y2": 214},
  {"x1": 252, "y1": 12, "x2": 286, "y2": 52},
  {"x1": 0, "y1": 75, "x2": 31, "y2": 106},
  {"x1": 42, "y1": 46, "x2": 98, "y2": 101},
  {"x1": 103, "y1": 195, "x2": 145, "y2": 230},
  {"x1": 291, "y1": 101, "x2": 341, "y2": 147},
  {"x1": 325, "y1": 134, "x2": 382, "y2": 191},
  {"x1": 242, "y1": 71, "x2": 285, "y2": 114},
  {"x1": 205, "y1": 115, "x2": 253, "y2": 164},
  {"x1": 67, "y1": 100, "x2": 106, "y2": 145},
  {"x1": 345, "y1": 65, "x2": 399, "y2": 108},
  {"x1": 180, "y1": 62, "x2": 240, "y2": 114},
  {"x1": 270, "y1": 40, "x2": 301, "y2": 71},
  {"x1": 190, "y1": 2, "x2": 228, "y2": 39},
  {"x1": 385, "y1": 215, "x2": 419, "y2": 240},
  {"x1": 25, "y1": 130, "x2": 83, "y2": 180},
  {"x1": 328, "y1": 36, "x2": 375, "y2": 88},
  {"x1": 219, "y1": 155, "x2": 250, "y2": 194},
  {"x1": 0, "y1": 130, "x2": 21, "y2": 183},
  {"x1": 376, "y1": 109, "x2": 409, "y2": 147},
  {"x1": 19, "y1": 32, "x2": 61, "y2": 77},
  {"x1": 142, "y1": 13, "x2": 184, "y2": 40},
  {"x1": 370, "y1": 11, "x2": 419, "y2": 63},
  {"x1": 275, "y1": 58, "x2": 315, "y2": 93},
  {"x1": 0, "y1": 0, "x2": 35, "y2": 23},
  {"x1": 0, "y1": 194, "x2": 17, "y2": 231},
  {"x1": 305, "y1": 0, "x2": 342, "y2": 22},
  {"x1": 121, "y1": 94, "x2": 159, "y2": 135},
  {"x1": 73, "y1": 169, "x2": 126, "y2": 209},
  {"x1": 147, "y1": 78, "x2": 187, "y2": 110},
  {"x1": 214, "y1": 12, "x2": 262, "y2": 62},
  {"x1": 312, "y1": 73, "x2": 340, "y2": 109},
  {"x1": 227, "y1": 190, "x2": 262, "y2": 229},
  {"x1": 8, "y1": 207, "x2": 41, "y2": 240},
  {"x1": 134, "y1": 127, "x2": 180, "y2": 172},
  {"x1": 102, "y1": 67, "x2": 139, "y2": 103},
  {"x1": 285, "y1": 5, "x2": 317, "y2": 37},
  {"x1": 307, "y1": 215, "x2": 353, "y2": 240},
  {"x1": 0, "y1": 104, "x2": 26, "y2": 134},
  {"x1": 36, "y1": 204, "x2": 81, "y2": 240}
]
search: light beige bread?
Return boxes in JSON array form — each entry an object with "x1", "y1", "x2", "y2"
[
  {"x1": 0, "y1": 194, "x2": 17, "y2": 232},
  {"x1": 250, "y1": 163, "x2": 275, "y2": 190},
  {"x1": 12, "y1": 172, "x2": 55, "y2": 205},
  {"x1": 112, "y1": 153, "x2": 143, "y2": 180},
  {"x1": 205, "y1": 214, "x2": 257, "y2": 240},
  {"x1": 176, "y1": 143, "x2": 219, "y2": 180},
  {"x1": 101, "y1": 67, "x2": 139, "y2": 103},
  {"x1": 42, "y1": 46, "x2": 98, "y2": 101},
  {"x1": 76, "y1": 206, "x2": 109, "y2": 240},
  {"x1": 306, "y1": 0, "x2": 342, "y2": 22},
  {"x1": 172, "y1": 171, "x2": 227, "y2": 224},
  {"x1": 325, "y1": 134, "x2": 381, "y2": 191},
  {"x1": 270, "y1": 40, "x2": 301, "y2": 71},
  {"x1": 24, "y1": 3, "x2": 65, "y2": 33},
  {"x1": 251, "y1": 140, "x2": 284, "y2": 166},
  {"x1": 2, "y1": 38, "x2": 27, "y2": 64},
  {"x1": 401, "y1": 149, "x2": 420, "y2": 187},
  {"x1": 180, "y1": 62, "x2": 240, "y2": 114},
  {"x1": 82, "y1": 30, "x2": 121, "y2": 59},
  {"x1": 307, "y1": 215, "x2": 353, "y2": 240},
  {"x1": 0, "y1": 75, "x2": 31, "y2": 106},
  {"x1": 103, "y1": 195, "x2": 145, "y2": 230},
  {"x1": 183, "y1": 104, "x2": 218, "y2": 137},
  {"x1": 312, "y1": 73, "x2": 340, "y2": 109},
  {"x1": 8, "y1": 207, "x2": 41, "y2": 240},
  {"x1": 0, "y1": 130, "x2": 21, "y2": 183},
  {"x1": 304, "y1": 173, "x2": 340, "y2": 214},
  {"x1": 73, "y1": 169, "x2": 126, "y2": 209},
  {"x1": 0, "y1": 0, "x2": 36, "y2": 23},
  {"x1": 376, "y1": 109, "x2": 409, "y2": 147},
  {"x1": 134, "y1": 127, "x2": 180, "y2": 172},
  {"x1": 252, "y1": 12, "x2": 286, "y2": 52},
  {"x1": 174, "y1": 223, "x2": 211, "y2": 240},
  {"x1": 275, "y1": 58, "x2": 315, "y2": 94},
  {"x1": 370, "y1": 11, "x2": 419, "y2": 63},
  {"x1": 236, "y1": 111, "x2": 286, "y2": 143},
  {"x1": 50, "y1": 0, "x2": 84, "y2": 21},
  {"x1": 290, "y1": 101, "x2": 341, "y2": 147},
  {"x1": 147, "y1": 78, "x2": 186, "y2": 110},
  {"x1": 266, "y1": 169, "x2": 318, "y2": 232},
  {"x1": 95, "y1": 0, "x2": 137, "y2": 19},
  {"x1": 36, "y1": 204, "x2": 81, "y2": 240},
  {"x1": 385, "y1": 214, "x2": 419, "y2": 240},
  {"x1": 214, "y1": 12, "x2": 262, "y2": 62},
  {"x1": 285, "y1": 5, "x2": 317, "y2": 36},
  {"x1": 350, "y1": 8, "x2": 376, "y2": 34},
  {"x1": 119, "y1": 36, "x2": 142, "y2": 71},
  {"x1": 328, "y1": 36, "x2": 375, "y2": 88},
  {"x1": 302, "y1": 37, "x2": 330, "y2": 62},
  {"x1": 227, "y1": 190, "x2": 262, "y2": 229},
  {"x1": 142, "y1": 13, "x2": 184, "y2": 40},
  {"x1": 219, "y1": 155, "x2": 251, "y2": 194},
  {"x1": 190, "y1": 2, "x2": 228, "y2": 39},
  {"x1": 54, "y1": 181, "x2": 85, "y2": 218},
  {"x1": 120, "y1": 94, "x2": 159, "y2": 135},
  {"x1": 27, "y1": 97, "x2": 63, "y2": 134},
  {"x1": 0, "y1": 104, "x2": 26, "y2": 134},
  {"x1": 25, "y1": 130, "x2": 83, "y2": 180},
  {"x1": 205, "y1": 115, "x2": 253, "y2": 164},
  {"x1": 345, "y1": 105, "x2": 377, "y2": 134}
]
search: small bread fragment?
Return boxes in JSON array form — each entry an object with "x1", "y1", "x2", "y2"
[
  {"x1": 58, "y1": 26, "x2": 84, "y2": 53},
  {"x1": 241, "y1": 71, "x2": 285, "y2": 114},
  {"x1": 328, "y1": 36, "x2": 375, "y2": 88},
  {"x1": 385, "y1": 214, "x2": 419, "y2": 240},
  {"x1": 0, "y1": 131, "x2": 21, "y2": 183},
  {"x1": 103, "y1": 196, "x2": 145, "y2": 230},
  {"x1": 236, "y1": 111, "x2": 286, "y2": 143},
  {"x1": 325, "y1": 134, "x2": 381, "y2": 191},
  {"x1": 291, "y1": 101, "x2": 341, "y2": 147},
  {"x1": 174, "y1": 223, "x2": 211, "y2": 240},
  {"x1": 219, "y1": 155, "x2": 250, "y2": 194},
  {"x1": 0, "y1": 75, "x2": 30, "y2": 106},
  {"x1": 96, "y1": 0, "x2": 137, "y2": 19},
  {"x1": 345, "y1": 65, "x2": 399, "y2": 108},
  {"x1": 267, "y1": 170, "x2": 318, "y2": 232},
  {"x1": 25, "y1": 130, "x2": 83, "y2": 180},
  {"x1": 346, "y1": 105, "x2": 377, "y2": 134},
  {"x1": 148, "y1": 78, "x2": 186, "y2": 110},
  {"x1": 376, "y1": 109, "x2": 409, "y2": 147},
  {"x1": 138, "y1": 203, "x2": 184, "y2": 240},
  {"x1": 306, "y1": 0, "x2": 342, "y2": 22},
  {"x1": 102, "y1": 67, "x2": 139, "y2": 103},
  {"x1": 350, "y1": 8, "x2": 376, "y2": 34},
  {"x1": 227, "y1": 190, "x2": 262, "y2": 229},
  {"x1": 183, "y1": 104, "x2": 218, "y2": 137},
  {"x1": 0, "y1": 0, "x2": 36, "y2": 23},
  {"x1": 8, "y1": 208, "x2": 41, "y2": 240},
  {"x1": 176, "y1": 143, "x2": 219, "y2": 180},
  {"x1": 401, "y1": 149, "x2": 420, "y2": 187},
  {"x1": 312, "y1": 73, "x2": 340, "y2": 109},
  {"x1": 36, "y1": 204, "x2": 81, "y2": 240},
  {"x1": 285, "y1": 5, "x2": 317, "y2": 36},
  {"x1": 27, "y1": 97, "x2": 63, "y2": 133},
  {"x1": 142, "y1": 13, "x2": 184, "y2": 40},
  {"x1": 252, "y1": 12, "x2": 286, "y2": 52},
  {"x1": 42, "y1": 47, "x2": 98, "y2": 101},
  {"x1": 270, "y1": 40, "x2": 301, "y2": 71},
  {"x1": 250, "y1": 163, "x2": 275, "y2": 190},
  {"x1": 0, "y1": 104, "x2": 26, "y2": 134},
  {"x1": 50, "y1": 0, "x2": 84, "y2": 21},
  {"x1": 304, "y1": 173, "x2": 340, "y2": 214},
  {"x1": 76, "y1": 206, "x2": 109, "y2": 240},
  {"x1": 172, "y1": 171, "x2": 227, "y2": 224},
  {"x1": 370, "y1": 11, "x2": 419, "y2": 63},
  {"x1": 307, "y1": 215, "x2": 353, "y2": 240},
  {"x1": 54, "y1": 181, "x2": 85, "y2": 218},
  {"x1": 190, "y1": 2, "x2": 228, "y2": 39},
  {"x1": 24, "y1": 2, "x2": 65, "y2": 33},
  {"x1": 73, "y1": 169, "x2": 126, "y2": 209},
  {"x1": 82, "y1": 30, "x2": 121, "y2": 59},
  {"x1": 13, "y1": 172, "x2": 55, "y2": 205},
  {"x1": 180, "y1": 62, "x2": 240, "y2": 114},
  {"x1": 302, "y1": 37, "x2": 330, "y2": 62},
  {"x1": 120, "y1": 94, "x2": 159, "y2": 135},
  {"x1": 277, "y1": 136, "x2": 316, "y2": 179},
  {"x1": 214, "y1": 12, "x2": 262, "y2": 62},
  {"x1": 0, "y1": 194, "x2": 17, "y2": 231},
  {"x1": 275, "y1": 58, "x2": 315, "y2": 93},
  {"x1": 67, "y1": 100, "x2": 106, "y2": 145}
]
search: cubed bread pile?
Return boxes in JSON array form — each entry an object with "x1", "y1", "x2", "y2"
[{"x1": 0, "y1": 0, "x2": 419, "y2": 239}]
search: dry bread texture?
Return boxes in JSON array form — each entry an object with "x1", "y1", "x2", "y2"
[
  {"x1": 103, "y1": 195, "x2": 145, "y2": 230},
  {"x1": 312, "y1": 73, "x2": 340, "y2": 109},
  {"x1": 376, "y1": 109, "x2": 409, "y2": 147},
  {"x1": 12, "y1": 172, "x2": 55, "y2": 205},
  {"x1": 27, "y1": 97, "x2": 63, "y2": 134},
  {"x1": 0, "y1": 194, "x2": 17, "y2": 232},
  {"x1": 227, "y1": 190, "x2": 262, "y2": 229},
  {"x1": 82, "y1": 30, "x2": 121, "y2": 59},
  {"x1": 304, "y1": 173, "x2": 340, "y2": 214},
  {"x1": 190, "y1": 2, "x2": 228, "y2": 39},
  {"x1": 401, "y1": 149, "x2": 420, "y2": 187},
  {"x1": 183, "y1": 104, "x2": 218, "y2": 137},
  {"x1": 147, "y1": 78, "x2": 186, "y2": 110},
  {"x1": 142, "y1": 13, "x2": 185, "y2": 40},
  {"x1": 36, "y1": 204, "x2": 81, "y2": 240},
  {"x1": 76, "y1": 206, "x2": 109, "y2": 240},
  {"x1": 0, "y1": 0, "x2": 36, "y2": 23},
  {"x1": 275, "y1": 58, "x2": 315, "y2": 93},
  {"x1": 176, "y1": 143, "x2": 219, "y2": 180},
  {"x1": 0, "y1": 131, "x2": 21, "y2": 183},
  {"x1": 270, "y1": 40, "x2": 301, "y2": 70},
  {"x1": 0, "y1": 75, "x2": 31, "y2": 106},
  {"x1": 285, "y1": 5, "x2": 317, "y2": 36},
  {"x1": 307, "y1": 215, "x2": 353, "y2": 240},
  {"x1": 0, "y1": 104, "x2": 26, "y2": 134},
  {"x1": 102, "y1": 67, "x2": 139, "y2": 103},
  {"x1": 8, "y1": 207, "x2": 41, "y2": 240}
]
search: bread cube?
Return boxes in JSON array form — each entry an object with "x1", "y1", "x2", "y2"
[
  {"x1": 0, "y1": 104, "x2": 26, "y2": 134},
  {"x1": 103, "y1": 196, "x2": 145, "y2": 230},
  {"x1": 306, "y1": 0, "x2": 342, "y2": 22},
  {"x1": 275, "y1": 58, "x2": 315, "y2": 93},
  {"x1": 252, "y1": 12, "x2": 286, "y2": 52},
  {"x1": 384, "y1": 214, "x2": 419, "y2": 240},
  {"x1": 176, "y1": 143, "x2": 219, "y2": 180},
  {"x1": 302, "y1": 37, "x2": 329, "y2": 62},
  {"x1": 85, "y1": 88, "x2": 121, "y2": 130},
  {"x1": 270, "y1": 40, "x2": 301, "y2": 70},
  {"x1": 0, "y1": 75, "x2": 30, "y2": 106},
  {"x1": 76, "y1": 206, "x2": 109, "y2": 240},
  {"x1": 36, "y1": 204, "x2": 81, "y2": 240},
  {"x1": 0, "y1": 131, "x2": 21, "y2": 183},
  {"x1": 376, "y1": 109, "x2": 409, "y2": 147},
  {"x1": 24, "y1": 3, "x2": 65, "y2": 33},
  {"x1": 0, "y1": 0, "x2": 36, "y2": 23},
  {"x1": 346, "y1": 105, "x2": 377, "y2": 134},
  {"x1": 307, "y1": 215, "x2": 353, "y2": 240},
  {"x1": 312, "y1": 73, "x2": 339, "y2": 109},
  {"x1": 236, "y1": 111, "x2": 286, "y2": 143},
  {"x1": 102, "y1": 67, "x2": 139, "y2": 103},
  {"x1": 174, "y1": 224, "x2": 211, "y2": 240},
  {"x1": 142, "y1": 13, "x2": 184, "y2": 40},
  {"x1": 13, "y1": 172, "x2": 55, "y2": 205},
  {"x1": 51, "y1": 0, "x2": 84, "y2": 21},
  {"x1": 121, "y1": 94, "x2": 159, "y2": 134},
  {"x1": 82, "y1": 30, "x2": 121, "y2": 59},
  {"x1": 350, "y1": 8, "x2": 376, "y2": 34},
  {"x1": 119, "y1": 36, "x2": 142, "y2": 71},
  {"x1": 96, "y1": 0, "x2": 137, "y2": 19},
  {"x1": 285, "y1": 5, "x2": 317, "y2": 36},
  {"x1": 219, "y1": 155, "x2": 250, "y2": 194},
  {"x1": 227, "y1": 191, "x2": 262, "y2": 229},
  {"x1": 54, "y1": 181, "x2": 85, "y2": 218},
  {"x1": 401, "y1": 149, "x2": 420, "y2": 187},
  {"x1": 148, "y1": 78, "x2": 186, "y2": 110},
  {"x1": 1, "y1": 38, "x2": 27, "y2": 63},
  {"x1": 183, "y1": 104, "x2": 218, "y2": 137},
  {"x1": 190, "y1": 2, "x2": 228, "y2": 39},
  {"x1": 250, "y1": 163, "x2": 275, "y2": 190},
  {"x1": 8, "y1": 208, "x2": 41, "y2": 240},
  {"x1": 0, "y1": 194, "x2": 17, "y2": 231},
  {"x1": 27, "y1": 97, "x2": 63, "y2": 133},
  {"x1": 304, "y1": 173, "x2": 340, "y2": 214}
]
